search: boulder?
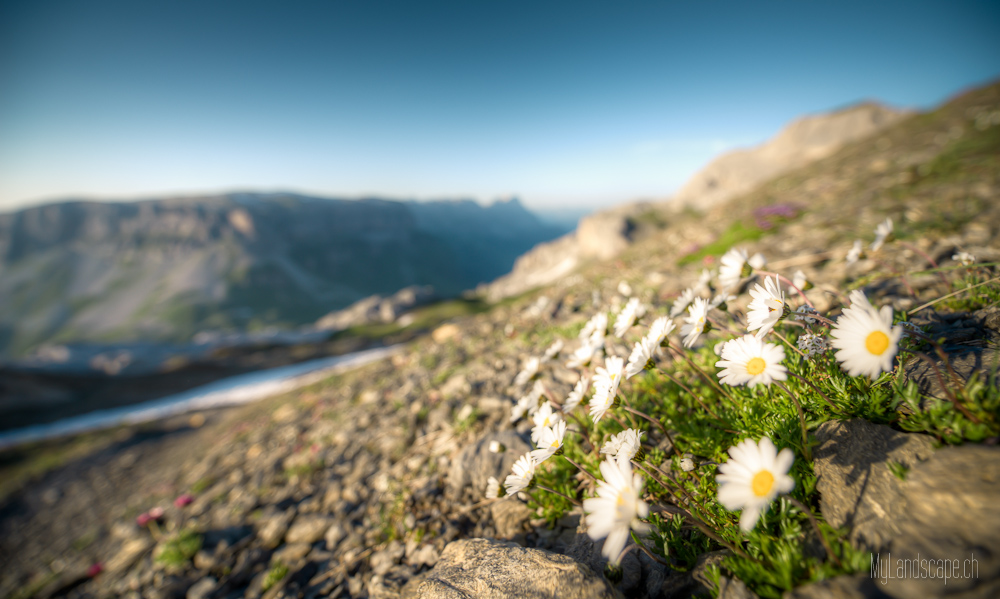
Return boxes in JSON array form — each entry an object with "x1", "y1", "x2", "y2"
[
  {"x1": 812, "y1": 419, "x2": 934, "y2": 549},
  {"x1": 402, "y1": 538, "x2": 614, "y2": 599},
  {"x1": 447, "y1": 431, "x2": 531, "y2": 498}
]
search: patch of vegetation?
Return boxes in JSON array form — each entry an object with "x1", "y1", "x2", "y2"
[
  {"x1": 677, "y1": 222, "x2": 769, "y2": 266},
  {"x1": 523, "y1": 265, "x2": 1000, "y2": 597},
  {"x1": 261, "y1": 561, "x2": 289, "y2": 592},
  {"x1": 155, "y1": 529, "x2": 203, "y2": 568}
]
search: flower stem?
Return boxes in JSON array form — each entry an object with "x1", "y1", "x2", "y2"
[
  {"x1": 669, "y1": 346, "x2": 738, "y2": 406},
  {"x1": 901, "y1": 349, "x2": 980, "y2": 424},
  {"x1": 562, "y1": 455, "x2": 597, "y2": 481},
  {"x1": 786, "y1": 371, "x2": 840, "y2": 413},
  {"x1": 657, "y1": 367, "x2": 724, "y2": 421},
  {"x1": 776, "y1": 382, "x2": 812, "y2": 462},
  {"x1": 535, "y1": 484, "x2": 581, "y2": 506},
  {"x1": 907, "y1": 275, "x2": 1000, "y2": 315},
  {"x1": 566, "y1": 415, "x2": 598, "y2": 455}
]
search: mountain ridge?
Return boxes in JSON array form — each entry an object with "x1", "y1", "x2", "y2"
[{"x1": 0, "y1": 193, "x2": 566, "y2": 357}]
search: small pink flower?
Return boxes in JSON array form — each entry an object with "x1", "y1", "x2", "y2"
[
  {"x1": 87, "y1": 563, "x2": 103, "y2": 578},
  {"x1": 136, "y1": 506, "x2": 165, "y2": 526},
  {"x1": 174, "y1": 494, "x2": 194, "y2": 508}
]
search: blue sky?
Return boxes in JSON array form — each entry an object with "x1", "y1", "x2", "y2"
[{"x1": 1, "y1": 0, "x2": 998, "y2": 211}]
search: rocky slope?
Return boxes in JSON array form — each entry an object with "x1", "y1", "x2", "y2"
[
  {"x1": 484, "y1": 101, "x2": 909, "y2": 302},
  {"x1": 0, "y1": 81, "x2": 999, "y2": 599},
  {"x1": 0, "y1": 194, "x2": 564, "y2": 358}
]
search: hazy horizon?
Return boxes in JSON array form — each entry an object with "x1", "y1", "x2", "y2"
[{"x1": 2, "y1": 0, "x2": 999, "y2": 212}]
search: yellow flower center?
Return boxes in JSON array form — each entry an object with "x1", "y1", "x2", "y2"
[
  {"x1": 550, "y1": 440, "x2": 559, "y2": 448},
  {"x1": 746, "y1": 357, "x2": 766, "y2": 375},
  {"x1": 865, "y1": 331, "x2": 890, "y2": 355},
  {"x1": 752, "y1": 470, "x2": 774, "y2": 497}
]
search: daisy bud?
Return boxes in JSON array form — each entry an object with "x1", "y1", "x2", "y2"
[
  {"x1": 488, "y1": 440, "x2": 506, "y2": 453},
  {"x1": 680, "y1": 458, "x2": 695, "y2": 472}
]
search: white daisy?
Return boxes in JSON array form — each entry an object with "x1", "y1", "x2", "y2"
[
  {"x1": 600, "y1": 429, "x2": 645, "y2": 463},
  {"x1": 694, "y1": 269, "x2": 714, "y2": 295},
  {"x1": 485, "y1": 476, "x2": 501, "y2": 499},
  {"x1": 530, "y1": 420, "x2": 567, "y2": 463},
  {"x1": 580, "y1": 312, "x2": 609, "y2": 341},
  {"x1": 680, "y1": 457, "x2": 695, "y2": 472},
  {"x1": 953, "y1": 251, "x2": 975, "y2": 266},
  {"x1": 563, "y1": 375, "x2": 591, "y2": 412},
  {"x1": 718, "y1": 247, "x2": 751, "y2": 291},
  {"x1": 830, "y1": 290, "x2": 903, "y2": 379},
  {"x1": 870, "y1": 218, "x2": 893, "y2": 251},
  {"x1": 746, "y1": 275, "x2": 787, "y2": 339},
  {"x1": 566, "y1": 340, "x2": 600, "y2": 369},
  {"x1": 531, "y1": 402, "x2": 563, "y2": 444},
  {"x1": 614, "y1": 297, "x2": 647, "y2": 338},
  {"x1": 670, "y1": 288, "x2": 696, "y2": 317},
  {"x1": 716, "y1": 437, "x2": 795, "y2": 532},
  {"x1": 748, "y1": 252, "x2": 767, "y2": 270},
  {"x1": 846, "y1": 240, "x2": 864, "y2": 265},
  {"x1": 510, "y1": 380, "x2": 545, "y2": 423},
  {"x1": 503, "y1": 453, "x2": 536, "y2": 496},
  {"x1": 791, "y1": 270, "x2": 811, "y2": 292},
  {"x1": 624, "y1": 337, "x2": 656, "y2": 380},
  {"x1": 583, "y1": 458, "x2": 649, "y2": 564},
  {"x1": 680, "y1": 297, "x2": 711, "y2": 348},
  {"x1": 647, "y1": 316, "x2": 675, "y2": 347},
  {"x1": 590, "y1": 356, "x2": 624, "y2": 423},
  {"x1": 710, "y1": 292, "x2": 737, "y2": 311},
  {"x1": 488, "y1": 440, "x2": 505, "y2": 453},
  {"x1": 716, "y1": 335, "x2": 787, "y2": 387},
  {"x1": 514, "y1": 356, "x2": 541, "y2": 387},
  {"x1": 617, "y1": 280, "x2": 633, "y2": 297},
  {"x1": 542, "y1": 339, "x2": 564, "y2": 362}
]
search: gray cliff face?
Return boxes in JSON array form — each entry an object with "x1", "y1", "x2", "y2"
[{"x1": 0, "y1": 193, "x2": 564, "y2": 357}]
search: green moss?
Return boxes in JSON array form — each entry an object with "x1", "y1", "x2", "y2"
[
  {"x1": 155, "y1": 529, "x2": 203, "y2": 568},
  {"x1": 677, "y1": 222, "x2": 769, "y2": 266}
]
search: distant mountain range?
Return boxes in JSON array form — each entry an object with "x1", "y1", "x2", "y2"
[{"x1": 0, "y1": 193, "x2": 567, "y2": 357}]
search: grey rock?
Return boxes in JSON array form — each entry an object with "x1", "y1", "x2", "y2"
[
  {"x1": 284, "y1": 514, "x2": 333, "y2": 545},
  {"x1": 272, "y1": 543, "x2": 312, "y2": 565},
  {"x1": 564, "y1": 528, "x2": 641, "y2": 594},
  {"x1": 784, "y1": 573, "x2": 887, "y2": 599},
  {"x1": 813, "y1": 420, "x2": 934, "y2": 549},
  {"x1": 371, "y1": 540, "x2": 406, "y2": 576},
  {"x1": 256, "y1": 509, "x2": 297, "y2": 549},
  {"x1": 185, "y1": 577, "x2": 217, "y2": 599},
  {"x1": 407, "y1": 544, "x2": 441, "y2": 568},
  {"x1": 106, "y1": 537, "x2": 154, "y2": 574},
  {"x1": 877, "y1": 444, "x2": 1000, "y2": 599},
  {"x1": 447, "y1": 431, "x2": 531, "y2": 497},
  {"x1": 403, "y1": 538, "x2": 614, "y2": 599},
  {"x1": 324, "y1": 521, "x2": 347, "y2": 551},
  {"x1": 490, "y1": 499, "x2": 533, "y2": 540}
]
